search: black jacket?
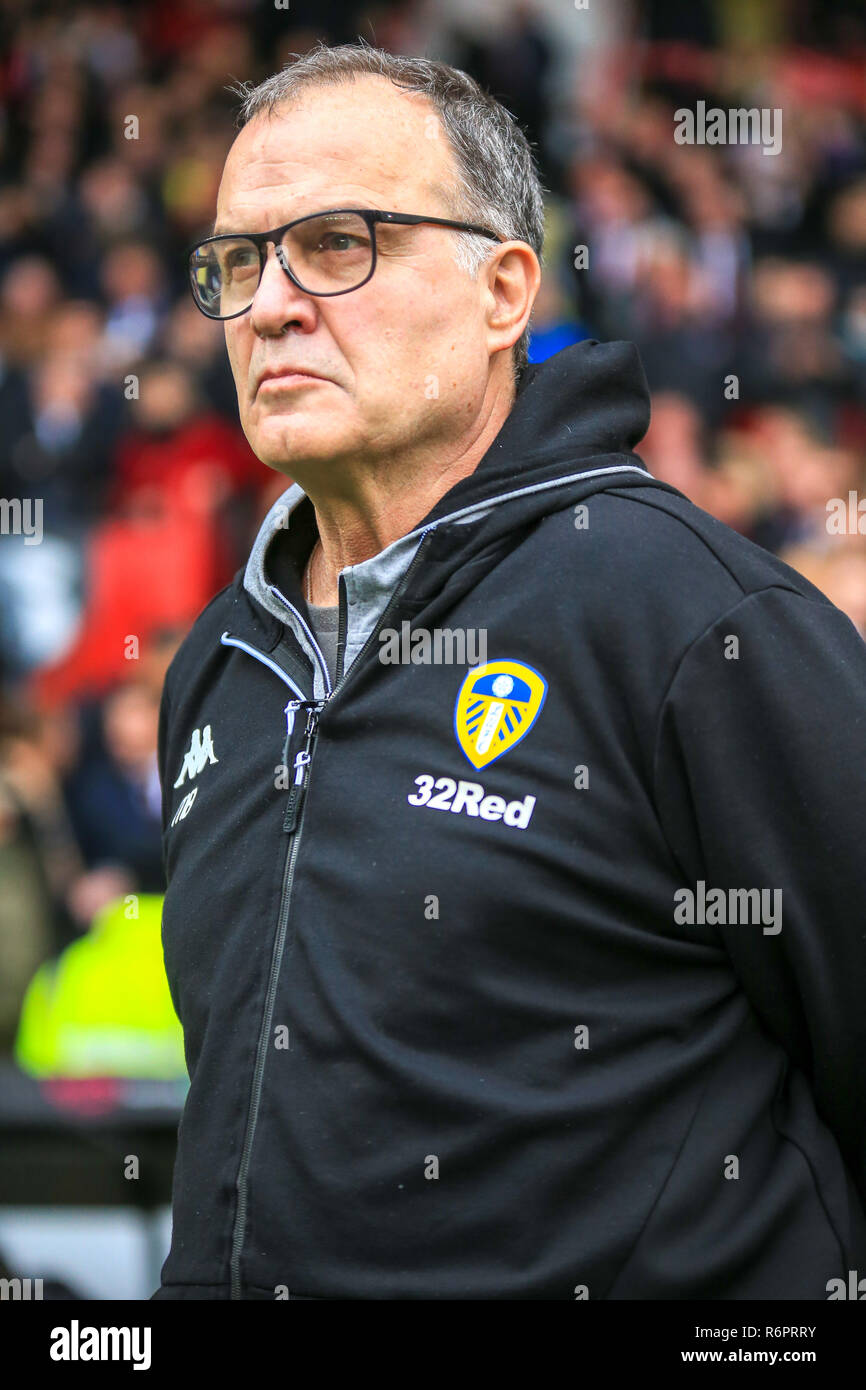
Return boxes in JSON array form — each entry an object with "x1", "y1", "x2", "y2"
[{"x1": 153, "y1": 340, "x2": 866, "y2": 1300}]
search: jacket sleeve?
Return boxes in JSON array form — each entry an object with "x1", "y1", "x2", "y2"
[{"x1": 653, "y1": 583, "x2": 866, "y2": 1204}]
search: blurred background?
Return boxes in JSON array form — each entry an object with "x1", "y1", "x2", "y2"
[{"x1": 0, "y1": 0, "x2": 864, "y2": 1298}]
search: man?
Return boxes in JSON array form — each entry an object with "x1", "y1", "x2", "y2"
[{"x1": 153, "y1": 44, "x2": 866, "y2": 1300}]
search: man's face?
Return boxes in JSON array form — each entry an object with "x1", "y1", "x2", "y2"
[{"x1": 216, "y1": 76, "x2": 505, "y2": 479}]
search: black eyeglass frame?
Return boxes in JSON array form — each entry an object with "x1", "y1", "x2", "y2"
[{"x1": 187, "y1": 208, "x2": 505, "y2": 320}]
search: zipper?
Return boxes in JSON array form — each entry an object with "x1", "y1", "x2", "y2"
[
  {"x1": 328, "y1": 526, "x2": 436, "y2": 700},
  {"x1": 282, "y1": 703, "x2": 320, "y2": 833},
  {"x1": 220, "y1": 526, "x2": 435, "y2": 1298},
  {"x1": 335, "y1": 573, "x2": 348, "y2": 684},
  {"x1": 219, "y1": 630, "x2": 327, "y2": 1299},
  {"x1": 228, "y1": 691, "x2": 326, "y2": 1300},
  {"x1": 268, "y1": 523, "x2": 436, "y2": 698},
  {"x1": 268, "y1": 584, "x2": 333, "y2": 695}
]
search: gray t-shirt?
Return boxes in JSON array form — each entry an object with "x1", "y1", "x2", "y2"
[{"x1": 306, "y1": 601, "x2": 339, "y2": 686}]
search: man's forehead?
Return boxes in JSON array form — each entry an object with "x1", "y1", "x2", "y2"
[{"x1": 216, "y1": 77, "x2": 454, "y2": 229}]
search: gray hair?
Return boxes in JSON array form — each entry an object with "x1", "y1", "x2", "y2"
[{"x1": 230, "y1": 40, "x2": 545, "y2": 379}]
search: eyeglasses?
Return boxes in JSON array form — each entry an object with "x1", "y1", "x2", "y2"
[{"x1": 187, "y1": 207, "x2": 504, "y2": 320}]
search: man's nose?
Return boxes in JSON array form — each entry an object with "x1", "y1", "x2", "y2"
[{"x1": 249, "y1": 242, "x2": 317, "y2": 336}]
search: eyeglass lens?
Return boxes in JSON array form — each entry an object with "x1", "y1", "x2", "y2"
[{"x1": 190, "y1": 212, "x2": 376, "y2": 317}]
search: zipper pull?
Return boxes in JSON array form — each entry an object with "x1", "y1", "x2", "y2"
[
  {"x1": 282, "y1": 703, "x2": 323, "y2": 833},
  {"x1": 282, "y1": 750, "x2": 311, "y2": 833},
  {"x1": 284, "y1": 700, "x2": 301, "y2": 737}
]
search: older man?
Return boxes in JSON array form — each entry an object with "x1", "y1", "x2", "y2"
[{"x1": 153, "y1": 44, "x2": 866, "y2": 1300}]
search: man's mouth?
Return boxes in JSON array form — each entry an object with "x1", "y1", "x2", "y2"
[{"x1": 255, "y1": 366, "x2": 330, "y2": 394}]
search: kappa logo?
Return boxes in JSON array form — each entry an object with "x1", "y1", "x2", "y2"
[
  {"x1": 173, "y1": 725, "x2": 218, "y2": 788},
  {"x1": 454, "y1": 660, "x2": 547, "y2": 769}
]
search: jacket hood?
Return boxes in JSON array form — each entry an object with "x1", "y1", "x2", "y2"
[
  {"x1": 240, "y1": 339, "x2": 669, "y2": 696},
  {"x1": 420, "y1": 336, "x2": 652, "y2": 524}
]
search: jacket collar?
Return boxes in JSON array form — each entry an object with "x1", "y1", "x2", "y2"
[{"x1": 240, "y1": 339, "x2": 659, "y2": 695}]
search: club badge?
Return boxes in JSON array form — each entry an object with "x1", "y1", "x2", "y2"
[{"x1": 454, "y1": 660, "x2": 547, "y2": 769}]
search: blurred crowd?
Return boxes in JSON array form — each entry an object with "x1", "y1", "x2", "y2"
[{"x1": 0, "y1": 0, "x2": 865, "y2": 1064}]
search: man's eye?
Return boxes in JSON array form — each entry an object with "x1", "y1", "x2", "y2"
[
  {"x1": 316, "y1": 232, "x2": 366, "y2": 253},
  {"x1": 222, "y1": 248, "x2": 258, "y2": 276}
]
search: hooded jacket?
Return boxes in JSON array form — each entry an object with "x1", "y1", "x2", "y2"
[{"x1": 153, "y1": 340, "x2": 866, "y2": 1300}]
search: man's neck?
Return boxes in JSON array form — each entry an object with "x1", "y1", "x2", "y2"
[{"x1": 301, "y1": 372, "x2": 516, "y2": 606}]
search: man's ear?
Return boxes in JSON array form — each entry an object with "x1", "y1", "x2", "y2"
[{"x1": 484, "y1": 242, "x2": 542, "y2": 357}]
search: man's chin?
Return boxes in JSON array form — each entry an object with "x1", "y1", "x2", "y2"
[{"x1": 248, "y1": 414, "x2": 350, "y2": 475}]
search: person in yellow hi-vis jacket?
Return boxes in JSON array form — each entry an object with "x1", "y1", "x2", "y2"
[{"x1": 14, "y1": 893, "x2": 187, "y2": 1080}]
